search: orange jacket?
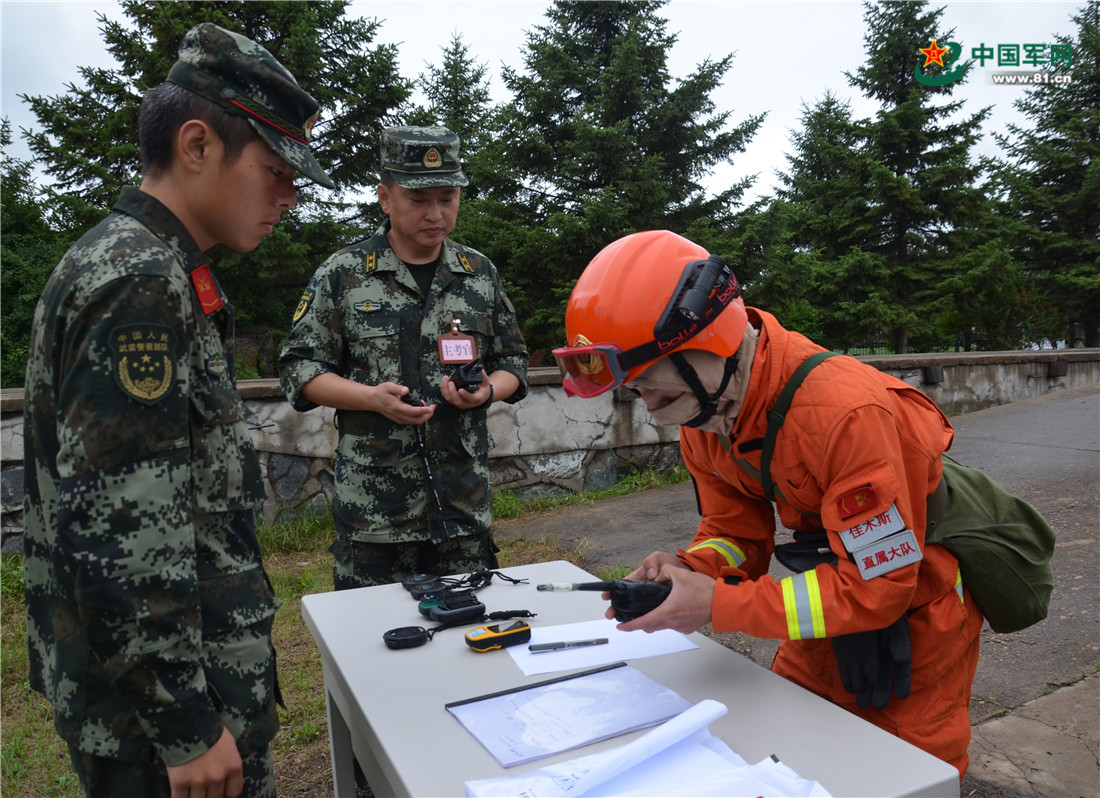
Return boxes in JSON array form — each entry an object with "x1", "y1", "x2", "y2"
[{"x1": 679, "y1": 309, "x2": 960, "y2": 639}]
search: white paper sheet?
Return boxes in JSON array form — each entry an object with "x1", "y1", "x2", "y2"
[
  {"x1": 509, "y1": 618, "x2": 698, "y2": 676},
  {"x1": 465, "y1": 699, "x2": 833, "y2": 797},
  {"x1": 447, "y1": 663, "x2": 692, "y2": 768}
]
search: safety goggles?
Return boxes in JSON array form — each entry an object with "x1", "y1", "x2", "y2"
[{"x1": 552, "y1": 342, "x2": 633, "y2": 398}]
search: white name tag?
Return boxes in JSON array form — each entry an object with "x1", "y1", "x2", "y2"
[
  {"x1": 853, "y1": 529, "x2": 923, "y2": 580},
  {"x1": 838, "y1": 502, "x2": 908, "y2": 553}
]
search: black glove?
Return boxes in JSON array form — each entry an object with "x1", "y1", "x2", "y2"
[{"x1": 831, "y1": 613, "x2": 912, "y2": 710}]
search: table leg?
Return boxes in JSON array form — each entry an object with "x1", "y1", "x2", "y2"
[{"x1": 323, "y1": 680, "x2": 357, "y2": 796}]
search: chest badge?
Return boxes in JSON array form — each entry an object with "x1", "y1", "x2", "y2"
[{"x1": 438, "y1": 317, "x2": 477, "y2": 364}]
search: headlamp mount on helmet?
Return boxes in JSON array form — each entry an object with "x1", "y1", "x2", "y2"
[
  {"x1": 618, "y1": 254, "x2": 740, "y2": 374},
  {"x1": 657, "y1": 254, "x2": 735, "y2": 328}
]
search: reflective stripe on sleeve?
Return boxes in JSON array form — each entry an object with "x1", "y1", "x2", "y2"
[
  {"x1": 781, "y1": 570, "x2": 827, "y2": 640},
  {"x1": 687, "y1": 539, "x2": 746, "y2": 569},
  {"x1": 955, "y1": 568, "x2": 964, "y2": 603}
]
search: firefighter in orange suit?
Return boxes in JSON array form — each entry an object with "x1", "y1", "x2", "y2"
[{"x1": 553, "y1": 230, "x2": 983, "y2": 776}]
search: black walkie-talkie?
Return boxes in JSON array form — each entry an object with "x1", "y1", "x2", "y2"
[{"x1": 536, "y1": 579, "x2": 672, "y2": 622}]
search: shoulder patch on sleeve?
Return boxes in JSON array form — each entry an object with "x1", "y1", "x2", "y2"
[
  {"x1": 111, "y1": 324, "x2": 178, "y2": 405},
  {"x1": 837, "y1": 484, "x2": 878, "y2": 520},
  {"x1": 293, "y1": 288, "x2": 315, "y2": 323}
]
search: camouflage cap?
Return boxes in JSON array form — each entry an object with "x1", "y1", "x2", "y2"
[
  {"x1": 380, "y1": 126, "x2": 469, "y2": 188},
  {"x1": 166, "y1": 22, "x2": 335, "y2": 189}
]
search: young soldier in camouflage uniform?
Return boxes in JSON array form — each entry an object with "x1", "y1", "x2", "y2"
[
  {"x1": 23, "y1": 23, "x2": 334, "y2": 798},
  {"x1": 280, "y1": 126, "x2": 529, "y2": 590}
]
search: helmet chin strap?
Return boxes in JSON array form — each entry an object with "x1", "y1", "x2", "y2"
[{"x1": 667, "y1": 351, "x2": 739, "y2": 428}]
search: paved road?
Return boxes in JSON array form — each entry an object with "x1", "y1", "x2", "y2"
[{"x1": 494, "y1": 383, "x2": 1099, "y2": 797}]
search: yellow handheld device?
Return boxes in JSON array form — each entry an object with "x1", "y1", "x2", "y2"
[{"x1": 464, "y1": 620, "x2": 532, "y2": 652}]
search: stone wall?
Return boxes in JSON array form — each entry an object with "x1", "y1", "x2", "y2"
[{"x1": 2, "y1": 349, "x2": 1098, "y2": 549}]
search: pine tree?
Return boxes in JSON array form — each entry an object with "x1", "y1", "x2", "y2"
[
  {"x1": 993, "y1": 1, "x2": 1100, "y2": 347},
  {"x1": 747, "y1": 94, "x2": 879, "y2": 349},
  {"x1": 776, "y1": 93, "x2": 878, "y2": 261},
  {"x1": 404, "y1": 33, "x2": 496, "y2": 202},
  {"x1": 477, "y1": 0, "x2": 764, "y2": 354},
  {"x1": 21, "y1": 0, "x2": 409, "y2": 213},
  {"x1": 847, "y1": 0, "x2": 995, "y2": 352}
]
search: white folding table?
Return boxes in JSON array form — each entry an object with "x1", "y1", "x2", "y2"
[{"x1": 301, "y1": 560, "x2": 959, "y2": 797}]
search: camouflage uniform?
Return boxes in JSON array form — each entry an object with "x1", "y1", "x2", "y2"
[
  {"x1": 21, "y1": 19, "x2": 337, "y2": 795},
  {"x1": 279, "y1": 220, "x2": 529, "y2": 587},
  {"x1": 22, "y1": 189, "x2": 280, "y2": 782}
]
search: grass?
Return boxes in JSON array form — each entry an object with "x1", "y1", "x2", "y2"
[
  {"x1": 1, "y1": 557, "x2": 81, "y2": 798},
  {"x1": 0, "y1": 467, "x2": 683, "y2": 796},
  {"x1": 492, "y1": 463, "x2": 691, "y2": 520}
]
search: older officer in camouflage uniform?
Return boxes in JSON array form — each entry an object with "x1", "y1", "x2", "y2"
[
  {"x1": 23, "y1": 23, "x2": 334, "y2": 798},
  {"x1": 280, "y1": 126, "x2": 529, "y2": 590}
]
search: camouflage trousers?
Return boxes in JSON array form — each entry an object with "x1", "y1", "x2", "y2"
[
  {"x1": 330, "y1": 532, "x2": 499, "y2": 590},
  {"x1": 67, "y1": 743, "x2": 275, "y2": 797}
]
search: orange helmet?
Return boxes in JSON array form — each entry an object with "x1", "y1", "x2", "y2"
[{"x1": 554, "y1": 230, "x2": 747, "y2": 398}]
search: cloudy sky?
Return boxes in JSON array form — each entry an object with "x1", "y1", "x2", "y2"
[{"x1": 0, "y1": 0, "x2": 1082, "y2": 199}]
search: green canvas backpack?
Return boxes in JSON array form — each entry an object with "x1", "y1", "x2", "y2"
[{"x1": 928, "y1": 454, "x2": 1055, "y2": 632}]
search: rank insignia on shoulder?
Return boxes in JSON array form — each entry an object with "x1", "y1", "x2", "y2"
[
  {"x1": 457, "y1": 252, "x2": 474, "y2": 273},
  {"x1": 837, "y1": 484, "x2": 878, "y2": 520},
  {"x1": 111, "y1": 324, "x2": 177, "y2": 405}
]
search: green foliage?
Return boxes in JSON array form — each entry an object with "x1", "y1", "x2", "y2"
[
  {"x1": 256, "y1": 511, "x2": 338, "y2": 556},
  {"x1": 751, "y1": 1, "x2": 1010, "y2": 352},
  {"x1": 21, "y1": 1, "x2": 410, "y2": 209},
  {"x1": 0, "y1": 121, "x2": 81, "y2": 387},
  {"x1": 404, "y1": 32, "x2": 497, "y2": 203},
  {"x1": 776, "y1": 92, "x2": 878, "y2": 262},
  {"x1": 925, "y1": 220, "x2": 1032, "y2": 351},
  {"x1": 0, "y1": 555, "x2": 24, "y2": 604},
  {"x1": 991, "y1": 1, "x2": 1100, "y2": 347}
]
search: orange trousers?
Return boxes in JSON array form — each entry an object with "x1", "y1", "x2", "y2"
[{"x1": 771, "y1": 585, "x2": 984, "y2": 777}]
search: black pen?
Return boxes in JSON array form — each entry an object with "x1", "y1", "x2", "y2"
[{"x1": 528, "y1": 638, "x2": 610, "y2": 653}]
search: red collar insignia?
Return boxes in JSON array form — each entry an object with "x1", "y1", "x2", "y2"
[{"x1": 191, "y1": 265, "x2": 223, "y2": 315}]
